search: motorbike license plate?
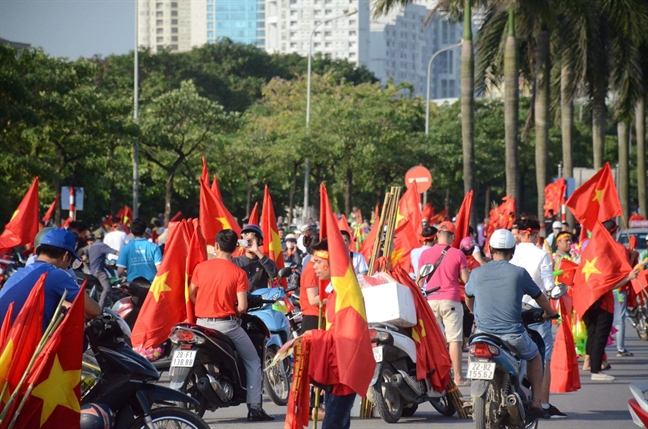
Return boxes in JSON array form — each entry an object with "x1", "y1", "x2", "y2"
[
  {"x1": 171, "y1": 350, "x2": 197, "y2": 368},
  {"x1": 467, "y1": 362, "x2": 496, "y2": 380},
  {"x1": 373, "y1": 346, "x2": 384, "y2": 363}
]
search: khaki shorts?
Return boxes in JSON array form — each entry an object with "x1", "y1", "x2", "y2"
[{"x1": 428, "y1": 300, "x2": 464, "y2": 343}]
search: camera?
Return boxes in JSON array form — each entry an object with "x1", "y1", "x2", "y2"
[{"x1": 237, "y1": 239, "x2": 249, "y2": 247}]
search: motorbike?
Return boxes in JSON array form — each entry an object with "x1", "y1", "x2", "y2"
[
  {"x1": 468, "y1": 308, "x2": 559, "y2": 429},
  {"x1": 111, "y1": 277, "x2": 152, "y2": 329},
  {"x1": 278, "y1": 265, "x2": 303, "y2": 337},
  {"x1": 367, "y1": 285, "x2": 455, "y2": 423},
  {"x1": 81, "y1": 308, "x2": 209, "y2": 429},
  {"x1": 167, "y1": 294, "x2": 275, "y2": 417},
  {"x1": 0, "y1": 256, "x2": 23, "y2": 288},
  {"x1": 627, "y1": 303, "x2": 648, "y2": 341},
  {"x1": 628, "y1": 382, "x2": 648, "y2": 428}
]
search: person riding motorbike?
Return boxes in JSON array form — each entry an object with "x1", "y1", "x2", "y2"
[
  {"x1": 232, "y1": 225, "x2": 278, "y2": 292},
  {"x1": 464, "y1": 229, "x2": 557, "y2": 420}
]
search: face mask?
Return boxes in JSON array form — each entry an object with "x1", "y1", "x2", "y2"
[{"x1": 286, "y1": 242, "x2": 295, "y2": 249}]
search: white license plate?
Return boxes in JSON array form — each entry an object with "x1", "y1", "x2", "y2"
[
  {"x1": 467, "y1": 362, "x2": 496, "y2": 380},
  {"x1": 171, "y1": 350, "x2": 197, "y2": 368},
  {"x1": 373, "y1": 346, "x2": 384, "y2": 363}
]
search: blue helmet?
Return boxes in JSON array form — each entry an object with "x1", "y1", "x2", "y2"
[{"x1": 241, "y1": 224, "x2": 263, "y2": 240}]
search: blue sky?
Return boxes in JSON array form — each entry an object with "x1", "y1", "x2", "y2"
[{"x1": 0, "y1": 0, "x2": 134, "y2": 59}]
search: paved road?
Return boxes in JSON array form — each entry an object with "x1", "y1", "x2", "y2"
[{"x1": 170, "y1": 320, "x2": 647, "y2": 429}]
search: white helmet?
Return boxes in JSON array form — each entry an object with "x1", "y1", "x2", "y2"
[
  {"x1": 552, "y1": 220, "x2": 562, "y2": 229},
  {"x1": 489, "y1": 229, "x2": 516, "y2": 250}
]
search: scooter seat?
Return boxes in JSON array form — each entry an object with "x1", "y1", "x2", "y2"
[
  {"x1": 469, "y1": 333, "x2": 519, "y2": 358},
  {"x1": 174, "y1": 323, "x2": 236, "y2": 350}
]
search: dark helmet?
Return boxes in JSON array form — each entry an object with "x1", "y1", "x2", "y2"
[
  {"x1": 241, "y1": 224, "x2": 264, "y2": 240},
  {"x1": 80, "y1": 403, "x2": 114, "y2": 429}
]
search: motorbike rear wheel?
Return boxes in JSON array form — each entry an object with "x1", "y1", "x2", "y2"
[
  {"x1": 634, "y1": 306, "x2": 648, "y2": 341},
  {"x1": 472, "y1": 378, "x2": 502, "y2": 429},
  {"x1": 179, "y1": 364, "x2": 209, "y2": 417},
  {"x1": 430, "y1": 395, "x2": 456, "y2": 417},
  {"x1": 372, "y1": 363, "x2": 403, "y2": 423},
  {"x1": 263, "y1": 345, "x2": 290, "y2": 406},
  {"x1": 128, "y1": 406, "x2": 210, "y2": 429}
]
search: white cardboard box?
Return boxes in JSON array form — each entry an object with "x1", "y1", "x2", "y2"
[{"x1": 361, "y1": 282, "x2": 417, "y2": 327}]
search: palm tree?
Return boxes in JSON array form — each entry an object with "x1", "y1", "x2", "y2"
[{"x1": 503, "y1": 4, "x2": 519, "y2": 211}]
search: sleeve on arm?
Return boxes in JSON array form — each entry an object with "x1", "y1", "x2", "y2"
[
  {"x1": 521, "y1": 269, "x2": 542, "y2": 299},
  {"x1": 259, "y1": 256, "x2": 279, "y2": 278},
  {"x1": 116, "y1": 247, "x2": 128, "y2": 268},
  {"x1": 154, "y1": 245, "x2": 163, "y2": 264},
  {"x1": 464, "y1": 272, "x2": 476, "y2": 298},
  {"x1": 237, "y1": 270, "x2": 250, "y2": 293},
  {"x1": 539, "y1": 253, "x2": 554, "y2": 293},
  {"x1": 52, "y1": 270, "x2": 80, "y2": 302},
  {"x1": 356, "y1": 254, "x2": 369, "y2": 273},
  {"x1": 459, "y1": 251, "x2": 468, "y2": 270}
]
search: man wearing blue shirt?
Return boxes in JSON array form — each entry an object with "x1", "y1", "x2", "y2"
[
  {"x1": 117, "y1": 218, "x2": 162, "y2": 283},
  {"x1": 0, "y1": 228, "x2": 101, "y2": 332}
]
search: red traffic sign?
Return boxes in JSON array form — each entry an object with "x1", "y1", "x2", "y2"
[{"x1": 405, "y1": 166, "x2": 432, "y2": 193}]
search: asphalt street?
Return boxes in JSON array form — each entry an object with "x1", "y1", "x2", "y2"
[{"x1": 164, "y1": 320, "x2": 648, "y2": 429}]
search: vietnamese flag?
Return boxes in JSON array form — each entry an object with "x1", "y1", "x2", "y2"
[
  {"x1": 199, "y1": 173, "x2": 240, "y2": 247},
  {"x1": 131, "y1": 221, "x2": 192, "y2": 349},
  {"x1": 543, "y1": 178, "x2": 567, "y2": 219},
  {"x1": 392, "y1": 181, "x2": 423, "y2": 272},
  {"x1": 311, "y1": 184, "x2": 375, "y2": 396},
  {"x1": 10, "y1": 284, "x2": 85, "y2": 429},
  {"x1": 185, "y1": 221, "x2": 206, "y2": 325},
  {"x1": 359, "y1": 214, "x2": 380, "y2": 265},
  {"x1": 42, "y1": 194, "x2": 59, "y2": 225},
  {"x1": 430, "y1": 208, "x2": 448, "y2": 225},
  {"x1": 572, "y1": 222, "x2": 632, "y2": 318},
  {"x1": 566, "y1": 163, "x2": 622, "y2": 230},
  {"x1": 0, "y1": 177, "x2": 39, "y2": 252},
  {"x1": 0, "y1": 273, "x2": 45, "y2": 399},
  {"x1": 260, "y1": 186, "x2": 285, "y2": 270},
  {"x1": 0, "y1": 303, "x2": 14, "y2": 346},
  {"x1": 556, "y1": 258, "x2": 579, "y2": 286},
  {"x1": 338, "y1": 214, "x2": 354, "y2": 251},
  {"x1": 451, "y1": 190, "x2": 474, "y2": 248},
  {"x1": 550, "y1": 294, "x2": 581, "y2": 393},
  {"x1": 248, "y1": 202, "x2": 259, "y2": 225},
  {"x1": 117, "y1": 205, "x2": 134, "y2": 226},
  {"x1": 631, "y1": 270, "x2": 648, "y2": 294},
  {"x1": 421, "y1": 203, "x2": 434, "y2": 224}
]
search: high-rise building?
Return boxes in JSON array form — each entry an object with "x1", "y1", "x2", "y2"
[
  {"x1": 206, "y1": 0, "x2": 266, "y2": 46},
  {"x1": 138, "y1": 0, "x2": 207, "y2": 53}
]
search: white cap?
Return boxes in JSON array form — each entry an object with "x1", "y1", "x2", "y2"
[
  {"x1": 489, "y1": 229, "x2": 516, "y2": 250},
  {"x1": 299, "y1": 224, "x2": 311, "y2": 232},
  {"x1": 552, "y1": 221, "x2": 562, "y2": 229}
]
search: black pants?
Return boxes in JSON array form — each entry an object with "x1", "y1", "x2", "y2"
[
  {"x1": 462, "y1": 301, "x2": 474, "y2": 338},
  {"x1": 300, "y1": 315, "x2": 322, "y2": 334},
  {"x1": 582, "y1": 303, "x2": 614, "y2": 374}
]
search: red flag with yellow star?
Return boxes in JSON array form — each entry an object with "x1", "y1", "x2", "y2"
[
  {"x1": 185, "y1": 221, "x2": 206, "y2": 325},
  {"x1": 260, "y1": 186, "x2": 285, "y2": 271},
  {"x1": 0, "y1": 177, "x2": 39, "y2": 252},
  {"x1": 359, "y1": 214, "x2": 380, "y2": 265},
  {"x1": 337, "y1": 214, "x2": 355, "y2": 251},
  {"x1": 544, "y1": 178, "x2": 567, "y2": 219},
  {"x1": 549, "y1": 294, "x2": 581, "y2": 393},
  {"x1": 566, "y1": 163, "x2": 622, "y2": 230},
  {"x1": 451, "y1": 190, "x2": 474, "y2": 248},
  {"x1": 199, "y1": 171, "x2": 240, "y2": 247},
  {"x1": 131, "y1": 221, "x2": 192, "y2": 349},
  {"x1": 311, "y1": 184, "x2": 375, "y2": 396},
  {"x1": 572, "y1": 222, "x2": 632, "y2": 318},
  {"x1": 392, "y1": 181, "x2": 422, "y2": 272},
  {"x1": 11, "y1": 284, "x2": 85, "y2": 429},
  {"x1": 556, "y1": 258, "x2": 579, "y2": 286},
  {"x1": 0, "y1": 303, "x2": 14, "y2": 346},
  {"x1": 248, "y1": 202, "x2": 259, "y2": 226}
]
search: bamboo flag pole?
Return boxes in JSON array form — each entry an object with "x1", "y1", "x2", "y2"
[
  {"x1": 368, "y1": 192, "x2": 391, "y2": 275},
  {"x1": 312, "y1": 302, "x2": 324, "y2": 429}
]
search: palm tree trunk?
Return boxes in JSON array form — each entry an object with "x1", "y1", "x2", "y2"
[
  {"x1": 461, "y1": 0, "x2": 475, "y2": 226},
  {"x1": 592, "y1": 76, "x2": 607, "y2": 169},
  {"x1": 165, "y1": 171, "x2": 174, "y2": 225},
  {"x1": 637, "y1": 98, "x2": 647, "y2": 219},
  {"x1": 345, "y1": 166, "x2": 352, "y2": 216},
  {"x1": 561, "y1": 64, "x2": 575, "y2": 228},
  {"x1": 618, "y1": 122, "x2": 629, "y2": 222},
  {"x1": 504, "y1": 4, "x2": 519, "y2": 212},
  {"x1": 535, "y1": 26, "x2": 550, "y2": 222}
]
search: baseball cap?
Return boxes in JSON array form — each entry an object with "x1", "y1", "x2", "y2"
[
  {"x1": 92, "y1": 228, "x2": 104, "y2": 239},
  {"x1": 552, "y1": 220, "x2": 562, "y2": 230},
  {"x1": 285, "y1": 233, "x2": 297, "y2": 242},
  {"x1": 39, "y1": 228, "x2": 82, "y2": 261},
  {"x1": 438, "y1": 221, "x2": 456, "y2": 234}
]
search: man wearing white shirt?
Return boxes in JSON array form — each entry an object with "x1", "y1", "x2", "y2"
[
  {"x1": 410, "y1": 225, "x2": 437, "y2": 276},
  {"x1": 510, "y1": 218, "x2": 566, "y2": 419},
  {"x1": 341, "y1": 230, "x2": 368, "y2": 275},
  {"x1": 103, "y1": 222, "x2": 130, "y2": 252}
]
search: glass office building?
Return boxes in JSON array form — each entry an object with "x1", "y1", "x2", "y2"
[{"x1": 207, "y1": 0, "x2": 265, "y2": 46}]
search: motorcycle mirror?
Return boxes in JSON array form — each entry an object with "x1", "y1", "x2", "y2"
[
  {"x1": 551, "y1": 284, "x2": 567, "y2": 300},
  {"x1": 286, "y1": 283, "x2": 299, "y2": 293},
  {"x1": 278, "y1": 267, "x2": 292, "y2": 279},
  {"x1": 419, "y1": 264, "x2": 435, "y2": 279}
]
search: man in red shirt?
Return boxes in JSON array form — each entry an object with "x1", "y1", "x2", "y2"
[
  {"x1": 417, "y1": 221, "x2": 469, "y2": 385},
  {"x1": 190, "y1": 229, "x2": 273, "y2": 421},
  {"x1": 300, "y1": 257, "x2": 326, "y2": 334}
]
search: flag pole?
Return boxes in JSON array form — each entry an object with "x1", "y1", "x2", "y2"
[{"x1": 312, "y1": 302, "x2": 324, "y2": 429}]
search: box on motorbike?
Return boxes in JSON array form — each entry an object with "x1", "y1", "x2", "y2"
[{"x1": 361, "y1": 282, "x2": 417, "y2": 327}]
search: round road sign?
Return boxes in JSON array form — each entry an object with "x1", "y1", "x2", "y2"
[{"x1": 405, "y1": 166, "x2": 433, "y2": 193}]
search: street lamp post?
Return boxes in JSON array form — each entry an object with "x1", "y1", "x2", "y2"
[
  {"x1": 133, "y1": 0, "x2": 140, "y2": 219},
  {"x1": 425, "y1": 42, "x2": 462, "y2": 135},
  {"x1": 303, "y1": 9, "x2": 357, "y2": 224}
]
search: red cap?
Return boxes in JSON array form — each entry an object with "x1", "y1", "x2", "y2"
[{"x1": 438, "y1": 221, "x2": 456, "y2": 234}]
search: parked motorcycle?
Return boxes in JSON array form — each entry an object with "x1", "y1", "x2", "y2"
[
  {"x1": 81, "y1": 308, "x2": 209, "y2": 429},
  {"x1": 111, "y1": 277, "x2": 151, "y2": 329},
  {"x1": 167, "y1": 294, "x2": 274, "y2": 417},
  {"x1": 469, "y1": 308, "x2": 558, "y2": 429},
  {"x1": 277, "y1": 265, "x2": 303, "y2": 337},
  {"x1": 628, "y1": 382, "x2": 648, "y2": 428},
  {"x1": 628, "y1": 303, "x2": 648, "y2": 341}
]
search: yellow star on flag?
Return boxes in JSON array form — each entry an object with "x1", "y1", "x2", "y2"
[
  {"x1": 592, "y1": 189, "x2": 604, "y2": 204},
  {"x1": 31, "y1": 354, "x2": 81, "y2": 426},
  {"x1": 581, "y1": 257, "x2": 602, "y2": 282},
  {"x1": 268, "y1": 229, "x2": 282, "y2": 261},
  {"x1": 0, "y1": 339, "x2": 14, "y2": 387},
  {"x1": 216, "y1": 217, "x2": 231, "y2": 230},
  {"x1": 150, "y1": 271, "x2": 172, "y2": 302},
  {"x1": 391, "y1": 248, "x2": 405, "y2": 266},
  {"x1": 10, "y1": 209, "x2": 19, "y2": 221},
  {"x1": 395, "y1": 208, "x2": 405, "y2": 226},
  {"x1": 411, "y1": 319, "x2": 426, "y2": 343},
  {"x1": 332, "y1": 265, "x2": 367, "y2": 320}
]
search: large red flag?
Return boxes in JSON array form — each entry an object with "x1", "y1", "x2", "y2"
[
  {"x1": 10, "y1": 285, "x2": 85, "y2": 429},
  {"x1": 199, "y1": 175, "x2": 240, "y2": 247},
  {"x1": 248, "y1": 202, "x2": 259, "y2": 225},
  {"x1": 550, "y1": 295, "x2": 581, "y2": 393},
  {"x1": 0, "y1": 177, "x2": 39, "y2": 252},
  {"x1": 572, "y1": 222, "x2": 632, "y2": 318},
  {"x1": 131, "y1": 221, "x2": 192, "y2": 349},
  {"x1": 185, "y1": 221, "x2": 206, "y2": 325},
  {"x1": 566, "y1": 163, "x2": 622, "y2": 230},
  {"x1": 0, "y1": 273, "x2": 45, "y2": 398},
  {"x1": 359, "y1": 214, "x2": 381, "y2": 264},
  {"x1": 42, "y1": 194, "x2": 59, "y2": 225},
  {"x1": 543, "y1": 178, "x2": 567, "y2": 219},
  {"x1": 260, "y1": 186, "x2": 285, "y2": 271},
  {"x1": 312, "y1": 184, "x2": 375, "y2": 396},
  {"x1": 392, "y1": 182, "x2": 423, "y2": 272},
  {"x1": 0, "y1": 303, "x2": 14, "y2": 346},
  {"x1": 451, "y1": 190, "x2": 474, "y2": 248}
]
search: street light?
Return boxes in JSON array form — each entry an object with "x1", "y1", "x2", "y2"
[
  {"x1": 133, "y1": 0, "x2": 140, "y2": 219},
  {"x1": 425, "y1": 42, "x2": 462, "y2": 135},
  {"x1": 302, "y1": 8, "x2": 358, "y2": 224}
]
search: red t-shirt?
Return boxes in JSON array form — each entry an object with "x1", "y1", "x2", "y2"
[
  {"x1": 192, "y1": 258, "x2": 249, "y2": 318},
  {"x1": 300, "y1": 260, "x2": 322, "y2": 317},
  {"x1": 419, "y1": 244, "x2": 467, "y2": 302}
]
